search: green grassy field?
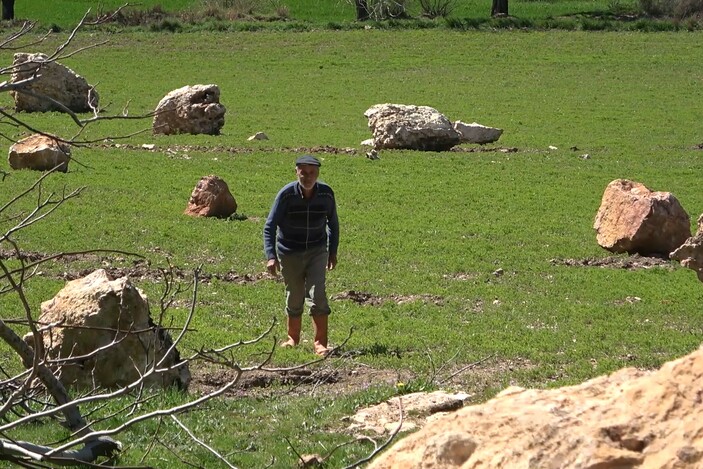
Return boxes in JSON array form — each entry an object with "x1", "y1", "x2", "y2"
[{"x1": 1, "y1": 14, "x2": 703, "y2": 469}]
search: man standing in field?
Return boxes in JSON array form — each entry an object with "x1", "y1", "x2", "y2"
[{"x1": 263, "y1": 155, "x2": 339, "y2": 356}]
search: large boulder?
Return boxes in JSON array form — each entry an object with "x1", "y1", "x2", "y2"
[
  {"x1": 10, "y1": 52, "x2": 99, "y2": 113},
  {"x1": 23, "y1": 269, "x2": 190, "y2": 390},
  {"x1": 593, "y1": 179, "x2": 691, "y2": 256},
  {"x1": 671, "y1": 214, "x2": 703, "y2": 281},
  {"x1": 364, "y1": 104, "x2": 462, "y2": 151},
  {"x1": 153, "y1": 84, "x2": 226, "y2": 135},
  {"x1": 184, "y1": 175, "x2": 237, "y2": 218},
  {"x1": 8, "y1": 134, "x2": 71, "y2": 172},
  {"x1": 369, "y1": 345, "x2": 703, "y2": 468}
]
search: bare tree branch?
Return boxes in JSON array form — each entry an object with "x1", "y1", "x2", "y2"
[
  {"x1": 438, "y1": 354, "x2": 496, "y2": 384},
  {"x1": 171, "y1": 415, "x2": 239, "y2": 469}
]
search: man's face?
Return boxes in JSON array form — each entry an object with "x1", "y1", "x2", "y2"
[{"x1": 296, "y1": 164, "x2": 319, "y2": 190}]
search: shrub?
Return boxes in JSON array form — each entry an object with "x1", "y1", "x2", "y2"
[
  {"x1": 108, "y1": 5, "x2": 171, "y2": 26},
  {"x1": 639, "y1": 0, "x2": 703, "y2": 18},
  {"x1": 351, "y1": 0, "x2": 412, "y2": 21},
  {"x1": 639, "y1": 0, "x2": 672, "y2": 16},
  {"x1": 149, "y1": 18, "x2": 184, "y2": 31},
  {"x1": 201, "y1": 0, "x2": 258, "y2": 15},
  {"x1": 673, "y1": 0, "x2": 703, "y2": 18},
  {"x1": 419, "y1": 0, "x2": 457, "y2": 18}
]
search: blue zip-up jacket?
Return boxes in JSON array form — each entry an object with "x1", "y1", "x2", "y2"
[{"x1": 263, "y1": 181, "x2": 339, "y2": 259}]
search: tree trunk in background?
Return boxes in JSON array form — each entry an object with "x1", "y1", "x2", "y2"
[
  {"x1": 2, "y1": 0, "x2": 14, "y2": 20},
  {"x1": 491, "y1": 0, "x2": 508, "y2": 16},
  {"x1": 355, "y1": 0, "x2": 370, "y2": 20}
]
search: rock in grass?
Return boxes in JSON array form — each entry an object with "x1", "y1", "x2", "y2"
[
  {"x1": 8, "y1": 133, "x2": 70, "y2": 172},
  {"x1": 23, "y1": 269, "x2": 190, "y2": 390},
  {"x1": 593, "y1": 178, "x2": 690, "y2": 257},
  {"x1": 453, "y1": 120, "x2": 503, "y2": 144},
  {"x1": 671, "y1": 214, "x2": 703, "y2": 281},
  {"x1": 248, "y1": 131, "x2": 269, "y2": 141},
  {"x1": 10, "y1": 52, "x2": 99, "y2": 113},
  {"x1": 184, "y1": 175, "x2": 237, "y2": 218},
  {"x1": 153, "y1": 84, "x2": 226, "y2": 135},
  {"x1": 364, "y1": 103, "x2": 462, "y2": 151},
  {"x1": 348, "y1": 391, "x2": 470, "y2": 435}
]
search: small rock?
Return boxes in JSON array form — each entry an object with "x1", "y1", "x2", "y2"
[
  {"x1": 248, "y1": 132, "x2": 269, "y2": 141},
  {"x1": 299, "y1": 454, "x2": 324, "y2": 467}
]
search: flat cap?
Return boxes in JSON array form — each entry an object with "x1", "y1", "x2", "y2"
[{"x1": 295, "y1": 155, "x2": 321, "y2": 167}]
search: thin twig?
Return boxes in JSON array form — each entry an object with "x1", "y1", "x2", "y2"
[
  {"x1": 171, "y1": 415, "x2": 239, "y2": 469},
  {"x1": 342, "y1": 397, "x2": 405, "y2": 468},
  {"x1": 439, "y1": 354, "x2": 496, "y2": 384}
]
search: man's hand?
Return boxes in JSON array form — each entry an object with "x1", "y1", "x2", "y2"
[
  {"x1": 266, "y1": 258, "x2": 280, "y2": 276},
  {"x1": 327, "y1": 253, "x2": 337, "y2": 271}
]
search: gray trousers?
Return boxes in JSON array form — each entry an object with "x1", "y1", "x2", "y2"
[{"x1": 280, "y1": 246, "x2": 331, "y2": 317}]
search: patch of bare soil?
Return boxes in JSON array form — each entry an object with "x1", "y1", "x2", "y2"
[
  {"x1": 550, "y1": 254, "x2": 674, "y2": 270},
  {"x1": 99, "y1": 143, "x2": 361, "y2": 155},
  {"x1": 331, "y1": 290, "x2": 444, "y2": 306},
  {"x1": 0, "y1": 249, "x2": 267, "y2": 284},
  {"x1": 97, "y1": 143, "x2": 520, "y2": 156},
  {"x1": 189, "y1": 364, "x2": 411, "y2": 399},
  {"x1": 450, "y1": 146, "x2": 519, "y2": 153},
  {"x1": 60, "y1": 266, "x2": 269, "y2": 284},
  {"x1": 188, "y1": 354, "x2": 538, "y2": 403}
]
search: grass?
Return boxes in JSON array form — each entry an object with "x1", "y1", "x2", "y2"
[{"x1": 1, "y1": 19, "x2": 703, "y2": 469}]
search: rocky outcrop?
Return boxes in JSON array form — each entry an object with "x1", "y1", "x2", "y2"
[
  {"x1": 153, "y1": 84, "x2": 226, "y2": 135},
  {"x1": 23, "y1": 269, "x2": 190, "y2": 391},
  {"x1": 8, "y1": 134, "x2": 71, "y2": 172},
  {"x1": 593, "y1": 179, "x2": 691, "y2": 256},
  {"x1": 10, "y1": 52, "x2": 99, "y2": 113},
  {"x1": 364, "y1": 104, "x2": 462, "y2": 151},
  {"x1": 184, "y1": 175, "x2": 237, "y2": 218},
  {"x1": 369, "y1": 345, "x2": 703, "y2": 469}
]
